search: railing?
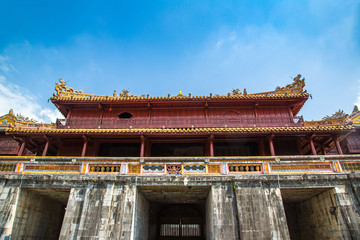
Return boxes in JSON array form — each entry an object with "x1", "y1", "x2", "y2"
[
  {"x1": 0, "y1": 154, "x2": 359, "y2": 175},
  {"x1": 56, "y1": 116, "x2": 304, "y2": 129}
]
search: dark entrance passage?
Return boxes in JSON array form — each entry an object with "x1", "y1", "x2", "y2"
[
  {"x1": 281, "y1": 188, "x2": 343, "y2": 240},
  {"x1": 151, "y1": 143, "x2": 204, "y2": 157},
  {"x1": 12, "y1": 188, "x2": 70, "y2": 240},
  {"x1": 139, "y1": 186, "x2": 209, "y2": 240},
  {"x1": 158, "y1": 204, "x2": 203, "y2": 240}
]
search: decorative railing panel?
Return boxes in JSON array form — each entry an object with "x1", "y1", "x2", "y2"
[
  {"x1": 23, "y1": 164, "x2": 81, "y2": 173},
  {"x1": 340, "y1": 162, "x2": 360, "y2": 172},
  {"x1": 0, "y1": 163, "x2": 17, "y2": 172},
  {"x1": 228, "y1": 164, "x2": 262, "y2": 173},
  {"x1": 269, "y1": 163, "x2": 333, "y2": 172},
  {"x1": 89, "y1": 164, "x2": 122, "y2": 173},
  {"x1": 142, "y1": 165, "x2": 165, "y2": 173},
  {"x1": 56, "y1": 116, "x2": 304, "y2": 129},
  {"x1": 183, "y1": 165, "x2": 206, "y2": 174},
  {"x1": 1, "y1": 155, "x2": 360, "y2": 175}
]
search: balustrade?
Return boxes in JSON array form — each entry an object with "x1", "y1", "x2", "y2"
[
  {"x1": 1, "y1": 155, "x2": 359, "y2": 175},
  {"x1": 56, "y1": 116, "x2": 304, "y2": 129}
]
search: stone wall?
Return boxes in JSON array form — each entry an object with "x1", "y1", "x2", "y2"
[
  {"x1": 11, "y1": 189, "x2": 65, "y2": 239},
  {"x1": 133, "y1": 190, "x2": 149, "y2": 240},
  {"x1": 59, "y1": 184, "x2": 136, "y2": 239},
  {"x1": 0, "y1": 180, "x2": 19, "y2": 238},
  {"x1": 206, "y1": 184, "x2": 239, "y2": 240},
  {"x1": 293, "y1": 189, "x2": 343, "y2": 239},
  {"x1": 0, "y1": 173, "x2": 359, "y2": 239},
  {"x1": 234, "y1": 181, "x2": 290, "y2": 240},
  {"x1": 334, "y1": 185, "x2": 360, "y2": 239}
]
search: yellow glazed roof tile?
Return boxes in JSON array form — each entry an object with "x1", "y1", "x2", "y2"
[{"x1": 5, "y1": 125, "x2": 354, "y2": 135}]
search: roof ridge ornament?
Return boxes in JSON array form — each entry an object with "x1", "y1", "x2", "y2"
[
  {"x1": 55, "y1": 78, "x2": 84, "y2": 97},
  {"x1": 275, "y1": 74, "x2": 305, "y2": 93}
]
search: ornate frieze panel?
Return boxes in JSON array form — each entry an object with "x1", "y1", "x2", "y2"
[
  {"x1": 128, "y1": 164, "x2": 141, "y2": 174},
  {"x1": 23, "y1": 164, "x2": 81, "y2": 173},
  {"x1": 89, "y1": 164, "x2": 122, "y2": 173},
  {"x1": 269, "y1": 162, "x2": 333, "y2": 173},
  {"x1": 340, "y1": 162, "x2": 360, "y2": 172},
  {"x1": 166, "y1": 164, "x2": 182, "y2": 175},
  {"x1": 142, "y1": 165, "x2": 165, "y2": 173},
  {"x1": 183, "y1": 165, "x2": 206, "y2": 174},
  {"x1": 0, "y1": 163, "x2": 17, "y2": 172},
  {"x1": 207, "y1": 164, "x2": 220, "y2": 174},
  {"x1": 228, "y1": 164, "x2": 262, "y2": 173}
]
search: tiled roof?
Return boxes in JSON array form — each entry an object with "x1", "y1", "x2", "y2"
[
  {"x1": 51, "y1": 92, "x2": 309, "y2": 102},
  {"x1": 5, "y1": 125, "x2": 354, "y2": 135},
  {"x1": 51, "y1": 75, "x2": 308, "y2": 102}
]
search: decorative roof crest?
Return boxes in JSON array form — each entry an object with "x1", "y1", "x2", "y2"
[
  {"x1": 274, "y1": 74, "x2": 305, "y2": 94},
  {"x1": 55, "y1": 78, "x2": 84, "y2": 97}
]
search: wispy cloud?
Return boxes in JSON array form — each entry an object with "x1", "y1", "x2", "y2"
[
  {"x1": 0, "y1": 57, "x2": 62, "y2": 123},
  {"x1": 0, "y1": 55, "x2": 17, "y2": 73}
]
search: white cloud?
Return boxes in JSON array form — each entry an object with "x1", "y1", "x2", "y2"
[{"x1": 0, "y1": 75, "x2": 62, "y2": 123}]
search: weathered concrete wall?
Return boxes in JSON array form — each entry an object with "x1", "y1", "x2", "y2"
[
  {"x1": 205, "y1": 188, "x2": 213, "y2": 240},
  {"x1": 59, "y1": 184, "x2": 136, "y2": 240},
  {"x1": 0, "y1": 173, "x2": 359, "y2": 239},
  {"x1": 334, "y1": 185, "x2": 360, "y2": 239},
  {"x1": 0, "y1": 180, "x2": 19, "y2": 238},
  {"x1": 11, "y1": 189, "x2": 65, "y2": 239},
  {"x1": 133, "y1": 190, "x2": 149, "y2": 240},
  {"x1": 206, "y1": 184, "x2": 239, "y2": 240},
  {"x1": 291, "y1": 189, "x2": 344, "y2": 240},
  {"x1": 234, "y1": 182, "x2": 290, "y2": 239}
]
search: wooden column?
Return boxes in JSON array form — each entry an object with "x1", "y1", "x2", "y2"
[
  {"x1": 18, "y1": 139, "x2": 27, "y2": 156},
  {"x1": 296, "y1": 138, "x2": 303, "y2": 155},
  {"x1": 258, "y1": 138, "x2": 265, "y2": 156},
  {"x1": 268, "y1": 135, "x2": 275, "y2": 156},
  {"x1": 309, "y1": 136, "x2": 317, "y2": 155},
  {"x1": 42, "y1": 137, "x2": 51, "y2": 156},
  {"x1": 140, "y1": 135, "x2": 145, "y2": 157},
  {"x1": 209, "y1": 134, "x2": 214, "y2": 157},
  {"x1": 321, "y1": 143, "x2": 327, "y2": 155},
  {"x1": 81, "y1": 136, "x2": 88, "y2": 157},
  {"x1": 333, "y1": 136, "x2": 343, "y2": 155},
  {"x1": 57, "y1": 140, "x2": 63, "y2": 156}
]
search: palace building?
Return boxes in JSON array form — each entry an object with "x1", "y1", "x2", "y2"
[{"x1": 0, "y1": 75, "x2": 359, "y2": 239}]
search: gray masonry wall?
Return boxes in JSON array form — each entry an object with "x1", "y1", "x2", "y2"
[
  {"x1": 11, "y1": 189, "x2": 65, "y2": 239},
  {"x1": 294, "y1": 189, "x2": 344, "y2": 239},
  {"x1": 206, "y1": 184, "x2": 239, "y2": 240},
  {"x1": 334, "y1": 185, "x2": 360, "y2": 239},
  {"x1": 133, "y1": 190, "x2": 149, "y2": 240},
  {"x1": 0, "y1": 174, "x2": 359, "y2": 240},
  {"x1": 0, "y1": 181, "x2": 19, "y2": 239},
  {"x1": 234, "y1": 182, "x2": 290, "y2": 240},
  {"x1": 59, "y1": 184, "x2": 137, "y2": 240}
]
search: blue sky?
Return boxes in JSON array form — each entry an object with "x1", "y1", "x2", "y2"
[{"x1": 0, "y1": 0, "x2": 359, "y2": 122}]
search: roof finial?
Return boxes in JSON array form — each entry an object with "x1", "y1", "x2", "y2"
[{"x1": 178, "y1": 89, "x2": 183, "y2": 96}]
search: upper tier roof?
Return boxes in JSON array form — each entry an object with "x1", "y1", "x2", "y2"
[
  {"x1": 51, "y1": 74, "x2": 309, "y2": 116},
  {"x1": 51, "y1": 75, "x2": 307, "y2": 101}
]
